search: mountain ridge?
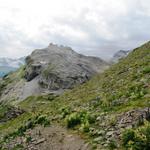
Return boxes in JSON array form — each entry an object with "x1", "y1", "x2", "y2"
[
  {"x1": 0, "y1": 41, "x2": 150, "y2": 149},
  {"x1": 0, "y1": 43, "x2": 109, "y2": 102}
]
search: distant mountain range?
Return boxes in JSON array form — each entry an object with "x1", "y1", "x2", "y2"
[{"x1": 0, "y1": 57, "x2": 25, "y2": 77}]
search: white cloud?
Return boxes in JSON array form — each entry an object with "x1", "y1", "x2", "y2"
[{"x1": 0, "y1": 0, "x2": 150, "y2": 59}]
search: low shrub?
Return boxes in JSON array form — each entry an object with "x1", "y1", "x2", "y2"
[
  {"x1": 122, "y1": 123, "x2": 150, "y2": 150},
  {"x1": 108, "y1": 140, "x2": 117, "y2": 150},
  {"x1": 143, "y1": 67, "x2": 150, "y2": 74},
  {"x1": 122, "y1": 129, "x2": 135, "y2": 148},
  {"x1": 25, "y1": 136, "x2": 32, "y2": 143},
  {"x1": 66, "y1": 111, "x2": 95, "y2": 132},
  {"x1": 35, "y1": 115, "x2": 50, "y2": 127},
  {"x1": 66, "y1": 112, "x2": 81, "y2": 128},
  {"x1": 12, "y1": 144, "x2": 24, "y2": 150},
  {"x1": 61, "y1": 107, "x2": 71, "y2": 118},
  {"x1": 3, "y1": 114, "x2": 50, "y2": 141},
  {"x1": 79, "y1": 121, "x2": 90, "y2": 132},
  {"x1": 109, "y1": 116, "x2": 117, "y2": 126},
  {"x1": 25, "y1": 120, "x2": 35, "y2": 129}
]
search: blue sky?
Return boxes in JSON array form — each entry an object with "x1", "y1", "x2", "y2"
[{"x1": 0, "y1": 0, "x2": 150, "y2": 59}]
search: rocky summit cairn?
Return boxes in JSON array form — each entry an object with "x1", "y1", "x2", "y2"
[{"x1": 24, "y1": 43, "x2": 109, "y2": 94}]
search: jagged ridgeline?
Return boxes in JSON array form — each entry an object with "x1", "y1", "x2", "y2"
[{"x1": 0, "y1": 42, "x2": 150, "y2": 149}]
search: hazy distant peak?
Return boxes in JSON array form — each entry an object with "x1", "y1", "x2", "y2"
[
  {"x1": 111, "y1": 50, "x2": 130, "y2": 62},
  {"x1": 0, "y1": 57, "x2": 25, "y2": 68}
]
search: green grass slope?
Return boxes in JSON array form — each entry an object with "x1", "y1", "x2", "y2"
[{"x1": 0, "y1": 42, "x2": 150, "y2": 149}]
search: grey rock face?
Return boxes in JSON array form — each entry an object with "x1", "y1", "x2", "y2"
[
  {"x1": 24, "y1": 43, "x2": 109, "y2": 92},
  {"x1": 0, "y1": 43, "x2": 109, "y2": 102}
]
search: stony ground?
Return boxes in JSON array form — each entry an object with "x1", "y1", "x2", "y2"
[{"x1": 2, "y1": 125, "x2": 91, "y2": 150}]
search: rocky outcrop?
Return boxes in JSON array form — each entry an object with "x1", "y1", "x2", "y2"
[
  {"x1": 0, "y1": 107, "x2": 24, "y2": 123},
  {"x1": 24, "y1": 43, "x2": 109, "y2": 93},
  {"x1": 94, "y1": 107, "x2": 150, "y2": 148},
  {"x1": 0, "y1": 43, "x2": 109, "y2": 102}
]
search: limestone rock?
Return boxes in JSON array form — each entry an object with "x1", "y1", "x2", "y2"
[{"x1": 24, "y1": 43, "x2": 109, "y2": 95}]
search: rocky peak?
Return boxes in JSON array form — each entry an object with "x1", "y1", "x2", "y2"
[{"x1": 23, "y1": 44, "x2": 109, "y2": 97}]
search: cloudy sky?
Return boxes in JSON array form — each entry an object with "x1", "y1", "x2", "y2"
[{"x1": 0, "y1": 0, "x2": 150, "y2": 60}]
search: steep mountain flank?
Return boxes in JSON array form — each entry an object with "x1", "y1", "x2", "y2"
[
  {"x1": 0, "y1": 43, "x2": 108, "y2": 102},
  {"x1": 0, "y1": 41, "x2": 150, "y2": 149}
]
